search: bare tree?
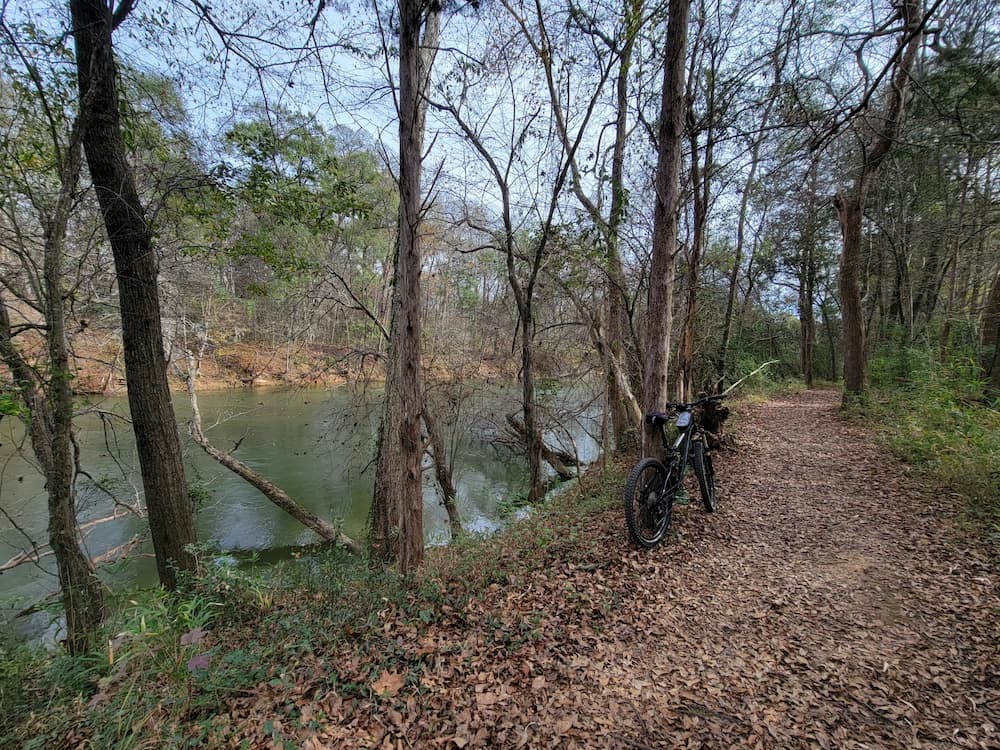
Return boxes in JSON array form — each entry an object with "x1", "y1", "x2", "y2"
[
  {"x1": 0, "y1": 111, "x2": 104, "y2": 652},
  {"x1": 831, "y1": 0, "x2": 926, "y2": 404},
  {"x1": 643, "y1": 0, "x2": 691, "y2": 455},
  {"x1": 982, "y1": 269, "x2": 1000, "y2": 400},
  {"x1": 678, "y1": 0, "x2": 727, "y2": 401},
  {"x1": 798, "y1": 160, "x2": 822, "y2": 387},
  {"x1": 70, "y1": 0, "x2": 197, "y2": 587},
  {"x1": 512, "y1": 0, "x2": 646, "y2": 452},
  {"x1": 431, "y1": 0, "x2": 607, "y2": 500},
  {"x1": 370, "y1": 0, "x2": 441, "y2": 572},
  {"x1": 716, "y1": 3, "x2": 795, "y2": 391}
]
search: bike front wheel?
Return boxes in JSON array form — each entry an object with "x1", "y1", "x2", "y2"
[
  {"x1": 692, "y1": 440, "x2": 717, "y2": 512},
  {"x1": 624, "y1": 458, "x2": 672, "y2": 548}
]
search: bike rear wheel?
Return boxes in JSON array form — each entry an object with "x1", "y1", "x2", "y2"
[
  {"x1": 624, "y1": 458, "x2": 672, "y2": 548},
  {"x1": 692, "y1": 440, "x2": 717, "y2": 512}
]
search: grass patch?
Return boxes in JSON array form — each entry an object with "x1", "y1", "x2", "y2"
[{"x1": 865, "y1": 348, "x2": 1000, "y2": 552}]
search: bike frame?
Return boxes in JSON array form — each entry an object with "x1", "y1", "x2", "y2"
[{"x1": 658, "y1": 411, "x2": 702, "y2": 494}]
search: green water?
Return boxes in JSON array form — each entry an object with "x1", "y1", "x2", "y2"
[{"x1": 0, "y1": 384, "x2": 598, "y2": 640}]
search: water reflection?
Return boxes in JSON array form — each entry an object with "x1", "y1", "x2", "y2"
[{"x1": 0, "y1": 383, "x2": 598, "y2": 639}]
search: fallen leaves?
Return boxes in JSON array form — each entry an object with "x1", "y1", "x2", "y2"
[
  {"x1": 371, "y1": 669, "x2": 406, "y2": 698},
  {"x1": 75, "y1": 390, "x2": 1000, "y2": 750}
]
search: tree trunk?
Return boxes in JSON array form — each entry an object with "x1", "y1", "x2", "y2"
[
  {"x1": 939, "y1": 150, "x2": 971, "y2": 359},
  {"x1": 0, "y1": 296, "x2": 104, "y2": 655},
  {"x1": 821, "y1": 293, "x2": 839, "y2": 381},
  {"x1": 437, "y1": 2, "x2": 578, "y2": 502},
  {"x1": 833, "y1": 0, "x2": 923, "y2": 407},
  {"x1": 799, "y1": 162, "x2": 819, "y2": 387},
  {"x1": 185, "y1": 355, "x2": 360, "y2": 555},
  {"x1": 70, "y1": 0, "x2": 196, "y2": 588},
  {"x1": 422, "y1": 406, "x2": 462, "y2": 539},
  {"x1": 967, "y1": 156, "x2": 993, "y2": 314},
  {"x1": 532, "y1": 0, "x2": 644, "y2": 452},
  {"x1": 835, "y1": 192, "x2": 867, "y2": 399},
  {"x1": 680, "y1": 86, "x2": 714, "y2": 401},
  {"x1": 718, "y1": 16, "x2": 788, "y2": 392},
  {"x1": 643, "y1": 0, "x2": 691, "y2": 456},
  {"x1": 519, "y1": 312, "x2": 546, "y2": 502},
  {"x1": 557, "y1": 277, "x2": 644, "y2": 430},
  {"x1": 370, "y1": 0, "x2": 436, "y2": 573},
  {"x1": 43, "y1": 126, "x2": 104, "y2": 653},
  {"x1": 719, "y1": 152, "x2": 758, "y2": 392},
  {"x1": 982, "y1": 269, "x2": 1000, "y2": 400},
  {"x1": 800, "y1": 253, "x2": 816, "y2": 387},
  {"x1": 605, "y1": 0, "x2": 644, "y2": 452},
  {"x1": 0, "y1": 121, "x2": 105, "y2": 651}
]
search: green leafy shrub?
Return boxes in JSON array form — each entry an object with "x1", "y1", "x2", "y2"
[{"x1": 868, "y1": 346, "x2": 1000, "y2": 549}]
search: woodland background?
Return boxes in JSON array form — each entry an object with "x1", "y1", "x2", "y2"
[{"x1": 0, "y1": 0, "x2": 998, "y2": 686}]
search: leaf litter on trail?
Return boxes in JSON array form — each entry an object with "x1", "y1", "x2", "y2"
[{"x1": 92, "y1": 390, "x2": 999, "y2": 749}]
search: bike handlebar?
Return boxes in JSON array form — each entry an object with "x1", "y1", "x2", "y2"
[{"x1": 664, "y1": 393, "x2": 727, "y2": 412}]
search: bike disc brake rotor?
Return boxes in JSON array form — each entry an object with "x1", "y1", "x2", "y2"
[{"x1": 639, "y1": 478, "x2": 665, "y2": 529}]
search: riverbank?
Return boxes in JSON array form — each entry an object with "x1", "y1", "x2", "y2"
[
  {"x1": 66, "y1": 333, "x2": 352, "y2": 392},
  {"x1": 3, "y1": 382, "x2": 584, "y2": 647},
  {"x1": 5, "y1": 390, "x2": 997, "y2": 748},
  {"x1": 61, "y1": 330, "x2": 519, "y2": 394}
]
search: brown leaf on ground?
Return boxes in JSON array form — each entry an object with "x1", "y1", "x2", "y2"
[
  {"x1": 94, "y1": 390, "x2": 999, "y2": 750},
  {"x1": 371, "y1": 669, "x2": 406, "y2": 698}
]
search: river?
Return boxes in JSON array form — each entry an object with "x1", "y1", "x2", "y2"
[{"x1": 0, "y1": 383, "x2": 599, "y2": 641}]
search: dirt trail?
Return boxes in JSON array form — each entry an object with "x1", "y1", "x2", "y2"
[
  {"x1": 562, "y1": 388, "x2": 1000, "y2": 748},
  {"x1": 221, "y1": 390, "x2": 1000, "y2": 748}
]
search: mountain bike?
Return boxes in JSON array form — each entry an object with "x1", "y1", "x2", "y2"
[{"x1": 624, "y1": 393, "x2": 726, "y2": 548}]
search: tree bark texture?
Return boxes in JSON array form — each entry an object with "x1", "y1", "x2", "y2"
[
  {"x1": 834, "y1": 0, "x2": 923, "y2": 406},
  {"x1": 982, "y1": 269, "x2": 1000, "y2": 399},
  {"x1": 643, "y1": 0, "x2": 691, "y2": 456},
  {"x1": 680, "y1": 76, "x2": 714, "y2": 401},
  {"x1": 370, "y1": 0, "x2": 434, "y2": 573},
  {"x1": 605, "y1": 0, "x2": 644, "y2": 452},
  {"x1": 0, "y1": 123, "x2": 103, "y2": 651},
  {"x1": 70, "y1": 0, "x2": 196, "y2": 588}
]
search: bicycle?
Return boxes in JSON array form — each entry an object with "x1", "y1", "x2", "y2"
[{"x1": 624, "y1": 393, "x2": 726, "y2": 548}]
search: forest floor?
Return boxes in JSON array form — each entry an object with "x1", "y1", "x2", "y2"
[{"x1": 52, "y1": 389, "x2": 1000, "y2": 749}]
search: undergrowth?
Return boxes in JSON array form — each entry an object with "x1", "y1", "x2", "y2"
[
  {"x1": 727, "y1": 355, "x2": 809, "y2": 403},
  {"x1": 1, "y1": 463, "x2": 623, "y2": 749},
  {"x1": 866, "y1": 347, "x2": 1000, "y2": 552}
]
